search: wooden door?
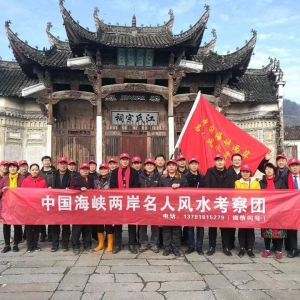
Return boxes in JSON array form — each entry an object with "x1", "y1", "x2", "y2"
[
  {"x1": 121, "y1": 132, "x2": 147, "y2": 160},
  {"x1": 52, "y1": 100, "x2": 96, "y2": 165}
]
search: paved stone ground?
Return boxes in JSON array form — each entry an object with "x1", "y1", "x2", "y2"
[{"x1": 1, "y1": 224, "x2": 300, "y2": 300}]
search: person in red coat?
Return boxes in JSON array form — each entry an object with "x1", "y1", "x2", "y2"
[
  {"x1": 0, "y1": 161, "x2": 25, "y2": 253},
  {"x1": 21, "y1": 164, "x2": 47, "y2": 252}
]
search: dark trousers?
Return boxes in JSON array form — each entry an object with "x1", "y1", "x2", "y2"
[
  {"x1": 51, "y1": 225, "x2": 70, "y2": 248},
  {"x1": 229, "y1": 228, "x2": 236, "y2": 246},
  {"x1": 238, "y1": 228, "x2": 255, "y2": 249},
  {"x1": 114, "y1": 225, "x2": 136, "y2": 247},
  {"x1": 265, "y1": 238, "x2": 283, "y2": 251},
  {"x1": 163, "y1": 226, "x2": 181, "y2": 251},
  {"x1": 3, "y1": 224, "x2": 22, "y2": 245},
  {"x1": 95, "y1": 225, "x2": 114, "y2": 234},
  {"x1": 287, "y1": 230, "x2": 298, "y2": 250},
  {"x1": 26, "y1": 225, "x2": 40, "y2": 249},
  {"x1": 72, "y1": 225, "x2": 93, "y2": 249},
  {"x1": 209, "y1": 227, "x2": 230, "y2": 248}
]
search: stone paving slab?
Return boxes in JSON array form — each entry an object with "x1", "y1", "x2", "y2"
[
  {"x1": 159, "y1": 280, "x2": 207, "y2": 291},
  {"x1": 99, "y1": 259, "x2": 149, "y2": 265},
  {"x1": 0, "y1": 274, "x2": 64, "y2": 284},
  {"x1": 81, "y1": 293, "x2": 104, "y2": 300},
  {"x1": 139, "y1": 272, "x2": 203, "y2": 282},
  {"x1": 110, "y1": 265, "x2": 169, "y2": 273},
  {"x1": 213, "y1": 289, "x2": 273, "y2": 300},
  {"x1": 266, "y1": 290, "x2": 300, "y2": 300},
  {"x1": 236, "y1": 280, "x2": 300, "y2": 290},
  {"x1": 58, "y1": 274, "x2": 89, "y2": 291},
  {"x1": 2, "y1": 266, "x2": 66, "y2": 275},
  {"x1": 203, "y1": 274, "x2": 234, "y2": 289},
  {"x1": 0, "y1": 292, "x2": 53, "y2": 300},
  {"x1": 164, "y1": 291, "x2": 216, "y2": 300},
  {"x1": 84, "y1": 282, "x2": 144, "y2": 292},
  {"x1": 102, "y1": 292, "x2": 164, "y2": 299},
  {"x1": 191, "y1": 261, "x2": 220, "y2": 274},
  {"x1": 51, "y1": 291, "x2": 82, "y2": 300},
  {"x1": 0, "y1": 283, "x2": 58, "y2": 293}
]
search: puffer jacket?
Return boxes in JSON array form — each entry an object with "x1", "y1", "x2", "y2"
[
  {"x1": 139, "y1": 171, "x2": 160, "y2": 188},
  {"x1": 21, "y1": 175, "x2": 47, "y2": 188},
  {"x1": 235, "y1": 178, "x2": 260, "y2": 189},
  {"x1": 159, "y1": 172, "x2": 189, "y2": 187}
]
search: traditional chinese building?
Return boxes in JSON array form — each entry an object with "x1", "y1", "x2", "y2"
[{"x1": 0, "y1": 1, "x2": 286, "y2": 164}]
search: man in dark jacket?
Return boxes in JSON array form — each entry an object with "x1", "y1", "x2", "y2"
[
  {"x1": 18, "y1": 160, "x2": 30, "y2": 178},
  {"x1": 176, "y1": 154, "x2": 189, "y2": 175},
  {"x1": 50, "y1": 157, "x2": 72, "y2": 252},
  {"x1": 40, "y1": 155, "x2": 56, "y2": 242},
  {"x1": 138, "y1": 158, "x2": 160, "y2": 253},
  {"x1": 88, "y1": 160, "x2": 98, "y2": 180},
  {"x1": 132, "y1": 156, "x2": 143, "y2": 174},
  {"x1": 204, "y1": 154, "x2": 234, "y2": 256},
  {"x1": 68, "y1": 160, "x2": 80, "y2": 179},
  {"x1": 110, "y1": 153, "x2": 139, "y2": 254},
  {"x1": 184, "y1": 158, "x2": 205, "y2": 255},
  {"x1": 159, "y1": 159, "x2": 189, "y2": 257}
]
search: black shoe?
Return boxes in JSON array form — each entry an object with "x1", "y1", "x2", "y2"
[
  {"x1": 287, "y1": 249, "x2": 298, "y2": 258},
  {"x1": 129, "y1": 245, "x2": 137, "y2": 254},
  {"x1": 51, "y1": 246, "x2": 58, "y2": 252},
  {"x1": 173, "y1": 249, "x2": 181, "y2": 257},
  {"x1": 112, "y1": 246, "x2": 121, "y2": 254},
  {"x1": 73, "y1": 248, "x2": 80, "y2": 254},
  {"x1": 26, "y1": 248, "x2": 34, "y2": 253},
  {"x1": 206, "y1": 247, "x2": 215, "y2": 256},
  {"x1": 84, "y1": 248, "x2": 94, "y2": 253},
  {"x1": 40, "y1": 234, "x2": 46, "y2": 242},
  {"x1": 163, "y1": 249, "x2": 170, "y2": 256},
  {"x1": 34, "y1": 247, "x2": 41, "y2": 252},
  {"x1": 238, "y1": 249, "x2": 245, "y2": 258},
  {"x1": 197, "y1": 248, "x2": 204, "y2": 255},
  {"x1": 13, "y1": 245, "x2": 19, "y2": 252},
  {"x1": 223, "y1": 248, "x2": 232, "y2": 256},
  {"x1": 247, "y1": 249, "x2": 255, "y2": 258},
  {"x1": 1, "y1": 245, "x2": 11, "y2": 253},
  {"x1": 185, "y1": 247, "x2": 195, "y2": 254},
  {"x1": 62, "y1": 247, "x2": 69, "y2": 252}
]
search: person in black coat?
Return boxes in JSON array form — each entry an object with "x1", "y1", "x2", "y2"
[
  {"x1": 184, "y1": 158, "x2": 205, "y2": 255},
  {"x1": 204, "y1": 154, "x2": 234, "y2": 257},
  {"x1": 138, "y1": 158, "x2": 161, "y2": 253},
  {"x1": 50, "y1": 157, "x2": 72, "y2": 252},
  {"x1": 159, "y1": 159, "x2": 189, "y2": 257},
  {"x1": 110, "y1": 153, "x2": 139, "y2": 254}
]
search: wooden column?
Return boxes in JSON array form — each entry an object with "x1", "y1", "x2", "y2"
[
  {"x1": 168, "y1": 74, "x2": 175, "y2": 158},
  {"x1": 96, "y1": 74, "x2": 103, "y2": 163},
  {"x1": 46, "y1": 90, "x2": 53, "y2": 156}
]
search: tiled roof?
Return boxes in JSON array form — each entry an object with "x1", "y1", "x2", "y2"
[
  {"x1": 284, "y1": 126, "x2": 300, "y2": 140},
  {"x1": 0, "y1": 61, "x2": 38, "y2": 96}
]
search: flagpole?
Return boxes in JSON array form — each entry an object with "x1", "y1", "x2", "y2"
[{"x1": 174, "y1": 91, "x2": 202, "y2": 151}]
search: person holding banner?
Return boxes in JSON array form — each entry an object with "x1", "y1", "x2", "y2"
[
  {"x1": 70, "y1": 162, "x2": 95, "y2": 254},
  {"x1": 138, "y1": 158, "x2": 161, "y2": 253},
  {"x1": 184, "y1": 158, "x2": 205, "y2": 255},
  {"x1": 159, "y1": 159, "x2": 189, "y2": 257},
  {"x1": 93, "y1": 163, "x2": 114, "y2": 252},
  {"x1": 0, "y1": 160, "x2": 9, "y2": 221},
  {"x1": 110, "y1": 153, "x2": 139, "y2": 254},
  {"x1": 260, "y1": 162, "x2": 286, "y2": 259},
  {"x1": 286, "y1": 158, "x2": 300, "y2": 258},
  {"x1": 0, "y1": 161, "x2": 25, "y2": 253},
  {"x1": 204, "y1": 154, "x2": 235, "y2": 256},
  {"x1": 21, "y1": 164, "x2": 47, "y2": 252},
  {"x1": 235, "y1": 164, "x2": 260, "y2": 258}
]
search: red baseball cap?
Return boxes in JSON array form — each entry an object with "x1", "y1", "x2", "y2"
[
  {"x1": 214, "y1": 154, "x2": 225, "y2": 160},
  {"x1": 8, "y1": 161, "x2": 19, "y2": 167},
  {"x1": 89, "y1": 160, "x2": 97, "y2": 165},
  {"x1": 68, "y1": 160, "x2": 76, "y2": 165},
  {"x1": 144, "y1": 158, "x2": 155, "y2": 165},
  {"x1": 80, "y1": 162, "x2": 90, "y2": 169},
  {"x1": 176, "y1": 154, "x2": 186, "y2": 161},
  {"x1": 18, "y1": 160, "x2": 28, "y2": 166},
  {"x1": 276, "y1": 154, "x2": 287, "y2": 161},
  {"x1": 58, "y1": 157, "x2": 68, "y2": 164},
  {"x1": 99, "y1": 163, "x2": 109, "y2": 169},
  {"x1": 240, "y1": 164, "x2": 251, "y2": 172},
  {"x1": 166, "y1": 159, "x2": 178, "y2": 166},
  {"x1": 288, "y1": 158, "x2": 300, "y2": 166},
  {"x1": 108, "y1": 158, "x2": 117, "y2": 163},
  {"x1": 189, "y1": 158, "x2": 199, "y2": 164},
  {"x1": 132, "y1": 156, "x2": 142, "y2": 163},
  {"x1": 120, "y1": 153, "x2": 130, "y2": 159},
  {"x1": 0, "y1": 160, "x2": 9, "y2": 166}
]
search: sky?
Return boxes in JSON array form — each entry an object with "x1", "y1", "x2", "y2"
[{"x1": 0, "y1": 0, "x2": 299, "y2": 103}]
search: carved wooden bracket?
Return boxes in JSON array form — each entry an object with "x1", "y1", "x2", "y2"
[{"x1": 39, "y1": 91, "x2": 96, "y2": 105}]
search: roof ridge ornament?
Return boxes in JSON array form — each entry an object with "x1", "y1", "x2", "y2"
[
  {"x1": 168, "y1": 9, "x2": 174, "y2": 20},
  {"x1": 46, "y1": 22, "x2": 52, "y2": 32},
  {"x1": 94, "y1": 7, "x2": 99, "y2": 18},
  {"x1": 251, "y1": 29, "x2": 257, "y2": 36},
  {"x1": 59, "y1": 0, "x2": 65, "y2": 5},
  {"x1": 204, "y1": 4, "x2": 210, "y2": 11},
  {"x1": 5, "y1": 20, "x2": 12, "y2": 28},
  {"x1": 211, "y1": 28, "x2": 217, "y2": 38}
]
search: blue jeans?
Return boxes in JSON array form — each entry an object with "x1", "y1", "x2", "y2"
[{"x1": 188, "y1": 226, "x2": 204, "y2": 249}]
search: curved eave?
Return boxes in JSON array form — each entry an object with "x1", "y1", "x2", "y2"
[
  {"x1": 46, "y1": 29, "x2": 71, "y2": 51},
  {"x1": 197, "y1": 36, "x2": 217, "y2": 54},
  {"x1": 245, "y1": 58, "x2": 277, "y2": 76}
]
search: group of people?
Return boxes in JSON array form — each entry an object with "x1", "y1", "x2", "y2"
[{"x1": 0, "y1": 151, "x2": 299, "y2": 259}]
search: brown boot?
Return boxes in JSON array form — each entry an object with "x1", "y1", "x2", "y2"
[
  {"x1": 105, "y1": 234, "x2": 114, "y2": 252},
  {"x1": 94, "y1": 233, "x2": 104, "y2": 251}
]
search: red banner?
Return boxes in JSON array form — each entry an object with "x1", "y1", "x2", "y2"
[
  {"x1": 2, "y1": 188, "x2": 300, "y2": 229},
  {"x1": 176, "y1": 93, "x2": 269, "y2": 174}
]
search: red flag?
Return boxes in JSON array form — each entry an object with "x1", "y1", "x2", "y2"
[{"x1": 175, "y1": 92, "x2": 269, "y2": 174}]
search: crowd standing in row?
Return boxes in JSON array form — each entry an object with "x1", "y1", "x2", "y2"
[{"x1": 0, "y1": 152, "x2": 299, "y2": 259}]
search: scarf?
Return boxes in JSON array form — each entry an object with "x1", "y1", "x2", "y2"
[
  {"x1": 288, "y1": 172, "x2": 299, "y2": 189},
  {"x1": 118, "y1": 167, "x2": 130, "y2": 189},
  {"x1": 266, "y1": 175, "x2": 275, "y2": 190},
  {"x1": 9, "y1": 173, "x2": 19, "y2": 188}
]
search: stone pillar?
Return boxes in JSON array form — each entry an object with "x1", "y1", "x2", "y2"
[
  {"x1": 46, "y1": 91, "x2": 53, "y2": 156},
  {"x1": 96, "y1": 75, "x2": 103, "y2": 163},
  {"x1": 276, "y1": 74, "x2": 286, "y2": 154},
  {"x1": 168, "y1": 74, "x2": 174, "y2": 158}
]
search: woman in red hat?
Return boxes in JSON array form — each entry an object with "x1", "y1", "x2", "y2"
[
  {"x1": 21, "y1": 164, "x2": 47, "y2": 252},
  {"x1": 260, "y1": 162, "x2": 286, "y2": 259},
  {"x1": 93, "y1": 163, "x2": 114, "y2": 252},
  {"x1": 235, "y1": 164, "x2": 260, "y2": 258},
  {"x1": 0, "y1": 161, "x2": 26, "y2": 253}
]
